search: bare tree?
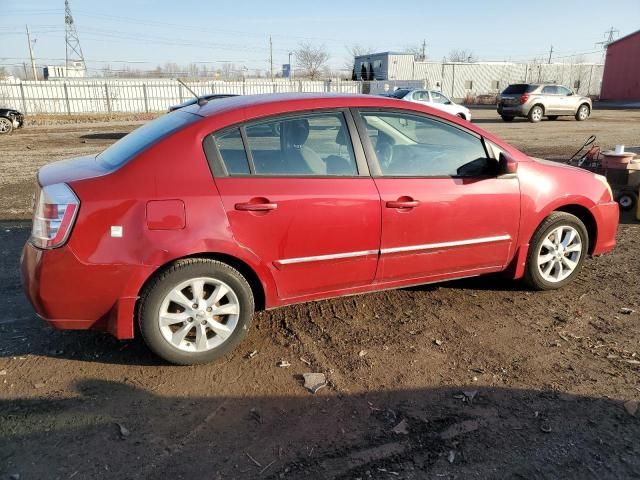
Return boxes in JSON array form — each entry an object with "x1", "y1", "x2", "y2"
[
  {"x1": 447, "y1": 49, "x2": 477, "y2": 63},
  {"x1": 295, "y1": 42, "x2": 330, "y2": 80},
  {"x1": 344, "y1": 44, "x2": 374, "y2": 70},
  {"x1": 403, "y1": 44, "x2": 428, "y2": 61}
]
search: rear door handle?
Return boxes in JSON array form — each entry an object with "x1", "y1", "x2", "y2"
[
  {"x1": 386, "y1": 200, "x2": 419, "y2": 209},
  {"x1": 235, "y1": 202, "x2": 278, "y2": 211}
]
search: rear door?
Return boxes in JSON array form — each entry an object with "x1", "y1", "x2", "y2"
[
  {"x1": 541, "y1": 85, "x2": 561, "y2": 114},
  {"x1": 354, "y1": 109, "x2": 520, "y2": 282},
  {"x1": 206, "y1": 110, "x2": 381, "y2": 299}
]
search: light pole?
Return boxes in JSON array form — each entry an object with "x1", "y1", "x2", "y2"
[{"x1": 288, "y1": 52, "x2": 293, "y2": 81}]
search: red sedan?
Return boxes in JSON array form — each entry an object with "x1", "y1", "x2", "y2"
[{"x1": 20, "y1": 94, "x2": 619, "y2": 364}]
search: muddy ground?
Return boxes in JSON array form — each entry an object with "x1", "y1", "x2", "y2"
[{"x1": 0, "y1": 108, "x2": 639, "y2": 479}]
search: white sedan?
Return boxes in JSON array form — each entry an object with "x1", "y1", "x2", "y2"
[{"x1": 386, "y1": 89, "x2": 472, "y2": 121}]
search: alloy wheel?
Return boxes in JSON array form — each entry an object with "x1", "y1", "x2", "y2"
[
  {"x1": 578, "y1": 105, "x2": 589, "y2": 120},
  {"x1": 158, "y1": 277, "x2": 240, "y2": 352},
  {"x1": 536, "y1": 226, "x2": 583, "y2": 283},
  {"x1": 0, "y1": 118, "x2": 12, "y2": 134},
  {"x1": 531, "y1": 107, "x2": 543, "y2": 122}
]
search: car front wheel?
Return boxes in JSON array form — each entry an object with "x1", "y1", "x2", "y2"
[
  {"x1": 0, "y1": 117, "x2": 13, "y2": 134},
  {"x1": 524, "y1": 212, "x2": 588, "y2": 290},
  {"x1": 575, "y1": 104, "x2": 590, "y2": 121},
  {"x1": 501, "y1": 115, "x2": 514, "y2": 122},
  {"x1": 138, "y1": 258, "x2": 255, "y2": 365}
]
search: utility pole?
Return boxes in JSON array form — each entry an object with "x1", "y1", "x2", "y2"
[
  {"x1": 288, "y1": 51, "x2": 293, "y2": 81},
  {"x1": 269, "y1": 36, "x2": 274, "y2": 81},
  {"x1": 25, "y1": 25, "x2": 37, "y2": 80},
  {"x1": 421, "y1": 39, "x2": 427, "y2": 61},
  {"x1": 547, "y1": 45, "x2": 553, "y2": 64}
]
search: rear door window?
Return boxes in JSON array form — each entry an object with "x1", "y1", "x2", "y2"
[
  {"x1": 502, "y1": 84, "x2": 536, "y2": 95},
  {"x1": 214, "y1": 129, "x2": 250, "y2": 175},
  {"x1": 244, "y1": 113, "x2": 358, "y2": 176}
]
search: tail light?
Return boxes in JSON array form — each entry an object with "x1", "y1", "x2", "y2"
[
  {"x1": 30, "y1": 183, "x2": 79, "y2": 249},
  {"x1": 519, "y1": 93, "x2": 530, "y2": 104}
]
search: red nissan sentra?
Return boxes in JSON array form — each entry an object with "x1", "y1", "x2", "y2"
[{"x1": 20, "y1": 94, "x2": 619, "y2": 364}]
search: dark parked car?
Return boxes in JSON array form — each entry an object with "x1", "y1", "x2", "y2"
[
  {"x1": 168, "y1": 94, "x2": 238, "y2": 112},
  {"x1": 21, "y1": 94, "x2": 619, "y2": 365},
  {"x1": 0, "y1": 108, "x2": 24, "y2": 134}
]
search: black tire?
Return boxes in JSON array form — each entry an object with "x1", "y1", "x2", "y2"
[
  {"x1": 575, "y1": 104, "x2": 590, "y2": 121},
  {"x1": 0, "y1": 117, "x2": 13, "y2": 134},
  {"x1": 138, "y1": 258, "x2": 255, "y2": 365},
  {"x1": 528, "y1": 105, "x2": 544, "y2": 123},
  {"x1": 457, "y1": 113, "x2": 466, "y2": 120},
  {"x1": 524, "y1": 212, "x2": 589, "y2": 291},
  {"x1": 501, "y1": 115, "x2": 515, "y2": 122},
  {"x1": 616, "y1": 191, "x2": 638, "y2": 211},
  {"x1": 547, "y1": 115, "x2": 559, "y2": 120}
]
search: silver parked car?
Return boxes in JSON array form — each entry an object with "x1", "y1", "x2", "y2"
[{"x1": 497, "y1": 84, "x2": 592, "y2": 123}]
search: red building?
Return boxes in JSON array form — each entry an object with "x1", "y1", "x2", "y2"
[{"x1": 601, "y1": 29, "x2": 640, "y2": 101}]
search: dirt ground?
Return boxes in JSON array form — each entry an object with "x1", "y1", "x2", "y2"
[{"x1": 1, "y1": 108, "x2": 639, "y2": 479}]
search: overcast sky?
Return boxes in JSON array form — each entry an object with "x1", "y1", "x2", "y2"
[{"x1": 1, "y1": 0, "x2": 639, "y2": 75}]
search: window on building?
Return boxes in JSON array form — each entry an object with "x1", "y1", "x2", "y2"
[
  {"x1": 573, "y1": 80, "x2": 581, "y2": 89},
  {"x1": 491, "y1": 80, "x2": 500, "y2": 90},
  {"x1": 464, "y1": 80, "x2": 473, "y2": 90}
]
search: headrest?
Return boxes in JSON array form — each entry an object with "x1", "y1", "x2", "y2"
[
  {"x1": 284, "y1": 119, "x2": 309, "y2": 147},
  {"x1": 335, "y1": 125, "x2": 348, "y2": 146}
]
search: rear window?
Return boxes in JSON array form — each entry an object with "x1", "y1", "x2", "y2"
[
  {"x1": 97, "y1": 110, "x2": 198, "y2": 169},
  {"x1": 501, "y1": 84, "x2": 536, "y2": 95}
]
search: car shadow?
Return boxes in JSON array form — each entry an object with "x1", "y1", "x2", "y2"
[
  {"x1": 1, "y1": 379, "x2": 638, "y2": 479},
  {"x1": 80, "y1": 132, "x2": 127, "y2": 140}
]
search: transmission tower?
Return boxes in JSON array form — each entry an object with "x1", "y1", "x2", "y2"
[
  {"x1": 596, "y1": 26, "x2": 619, "y2": 61},
  {"x1": 64, "y1": 0, "x2": 86, "y2": 72}
]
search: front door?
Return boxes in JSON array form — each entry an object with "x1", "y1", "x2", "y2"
[
  {"x1": 356, "y1": 109, "x2": 520, "y2": 282},
  {"x1": 209, "y1": 110, "x2": 381, "y2": 299}
]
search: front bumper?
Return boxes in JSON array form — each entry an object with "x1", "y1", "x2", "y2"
[
  {"x1": 20, "y1": 242, "x2": 144, "y2": 339},
  {"x1": 590, "y1": 201, "x2": 619, "y2": 255}
]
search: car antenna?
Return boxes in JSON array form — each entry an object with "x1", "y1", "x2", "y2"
[{"x1": 176, "y1": 78, "x2": 208, "y2": 107}]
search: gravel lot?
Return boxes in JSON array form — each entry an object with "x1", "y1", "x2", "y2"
[{"x1": 0, "y1": 108, "x2": 639, "y2": 479}]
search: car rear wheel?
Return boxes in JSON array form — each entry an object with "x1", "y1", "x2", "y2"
[
  {"x1": 528, "y1": 105, "x2": 544, "y2": 123},
  {"x1": 501, "y1": 115, "x2": 514, "y2": 122},
  {"x1": 524, "y1": 212, "x2": 588, "y2": 290},
  {"x1": 456, "y1": 113, "x2": 467, "y2": 120},
  {"x1": 0, "y1": 117, "x2": 13, "y2": 134},
  {"x1": 575, "y1": 104, "x2": 590, "y2": 121},
  {"x1": 547, "y1": 115, "x2": 559, "y2": 120},
  {"x1": 138, "y1": 258, "x2": 255, "y2": 365}
]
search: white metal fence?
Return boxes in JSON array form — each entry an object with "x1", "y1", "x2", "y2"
[
  {"x1": 0, "y1": 62, "x2": 606, "y2": 114},
  {"x1": 0, "y1": 79, "x2": 362, "y2": 115}
]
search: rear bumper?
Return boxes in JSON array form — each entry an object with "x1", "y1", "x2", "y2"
[
  {"x1": 20, "y1": 242, "x2": 148, "y2": 339},
  {"x1": 497, "y1": 104, "x2": 527, "y2": 116},
  {"x1": 590, "y1": 201, "x2": 619, "y2": 255}
]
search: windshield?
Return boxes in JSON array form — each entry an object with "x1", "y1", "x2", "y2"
[
  {"x1": 390, "y1": 89, "x2": 410, "y2": 99},
  {"x1": 97, "y1": 110, "x2": 199, "y2": 169},
  {"x1": 502, "y1": 84, "x2": 537, "y2": 95}
]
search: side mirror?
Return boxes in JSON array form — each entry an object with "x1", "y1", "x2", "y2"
[
  {"x1": 567, "y1": 91, "x2": 574, "y2": 96},
  {"x1": 498, "y1": 153, "x2": 518, "y2": 175},
  {"x1": 445, "y1": 101, "x2": 452, "y2": 105}
]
